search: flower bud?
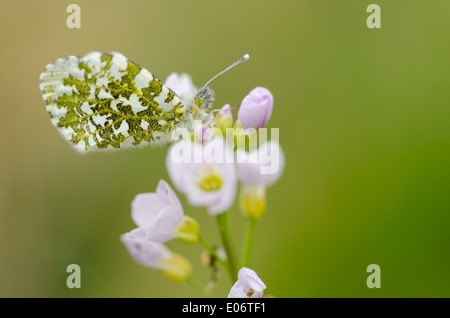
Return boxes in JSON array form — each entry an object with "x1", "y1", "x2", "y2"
[
  {"x1": 214, "y1": 104, "x2": 233, "y2": 135},
  {"x1": 160, "y1": 252, "x2": 192, "y2": 283},
  {"x1": 240, "y1": 186, "x2": 267, "y2": 220},
  {"x1": 238, "y1": 87, "x2": 273, "y2": 130},
  {"x1": 175, "y1": 216, "x2": 200, "y2": 244},
  {"x1": 195, "y1": 125, "x2": 213, "y2": 142},
  {"x1": 233, "y1": 124, "x2": 258, "y2": 152}
]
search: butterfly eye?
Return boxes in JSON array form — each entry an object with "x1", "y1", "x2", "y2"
[{"x1": 195, "y1": 96, "x2": 204, "y2": 107}]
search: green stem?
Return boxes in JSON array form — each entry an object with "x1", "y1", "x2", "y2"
[
  {"x1": 187, "y1": 275, "x2": 209, "y2": 297},
  {"x1": 242, "y1": 218, "x2": 256, "y2": 268},
  {"x1": 216, "y1": 212, "x2": 238, "y2": 281},
  {"x1": 198, "y1": 234, "x2": 230, "y2": 273}
]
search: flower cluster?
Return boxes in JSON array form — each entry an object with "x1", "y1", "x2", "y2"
[{"x1": 121, "y1": 73, "x2": 284, "y2": 297}]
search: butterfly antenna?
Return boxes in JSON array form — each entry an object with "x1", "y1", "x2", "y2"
[
  {"x1": 212, "y1": 104, "x2": 241, "y2": 113},
  {"x1": 201, "y1": 54, "x2": 250, "y2": 90}
]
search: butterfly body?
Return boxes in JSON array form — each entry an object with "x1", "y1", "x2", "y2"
[{"x1": 39, "y1": 52, "x2": 214, "y2": 152}]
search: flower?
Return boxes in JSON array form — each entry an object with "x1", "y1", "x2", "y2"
[
  {"x1": 132, "y1": 180, "x2": 186, "y2": 243},
  {"x1": 121, "y1": 228, "x2": 171, "y2": 268},
  {"x1": 166, "y1": 137, "x2": 237, "y2": 215},
  {"x1": 165, "y1": 72, "x2": 196, "y2": 97},
  {"x1": 237, "y1": 87, "x2": 273, "y2": 130},
  {"x1": 236, "y1": 140, "x2": 285, "y2": 186},
  {"x1": 120, "y1": 229, "x2": 192, "y2": 282},
  {"x1": 236, "y1": 141, "x2": 285, "y2": 219},
  {"x1": 228, "y1": 267, "x2": 266, "y2": 298}
]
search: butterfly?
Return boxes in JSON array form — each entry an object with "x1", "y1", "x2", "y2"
[{"x1": 39, "y1": 52, "x2": 248, "y2": 152}]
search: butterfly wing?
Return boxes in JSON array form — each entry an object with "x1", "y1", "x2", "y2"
[{"x1": 39, "y1": 52, "x2": 186, "y2": 152}]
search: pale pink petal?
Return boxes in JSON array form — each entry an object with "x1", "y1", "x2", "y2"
[
  {"x1": 127, "y1": 226, "x2": 147, "y2": 238},
  {"x1": 228, "y1": 267, "x2": 266, "y2": 298},
  {"x1": 220, "y1": 104, "x2": 232, "y2": 118},
  {"x1": 236, "y1": 149, "x2": 262, "y2": 185},
  {"x1": 238, "y1": 267, "x2": 266, "y2": 295},
  {"x1": 120, "y1": 230, "x2": 171, "y2": 268},
  {"x1": 131, "y1": 193, "x2": 170, "y2": 227},
  {"x1": 164, "y1": 73, "x2": 196, "y2": 96},
  {"x1": 131, "y1": 180, "x2": 184, "y2": 242},
  {"x1": 156, "y1": 180, "x2": 183, "y2": 212},
  {"x1": 166, "y1": 142, "x2": 204, "y2": 193},
  {"x1": 206, "y1": 164, "x2": 237, "y2": 215},
  {"x1": 257, "y1": 141, "x2": 285, "y2": 186},
  {"x1": 146, "y1": 206, "x2": 183, "y2": 242},
  {"x1": 236, "y1": 141, "x2": 285, "y2": 187},
  {"x1": 227, "y1": 286, "x2": 249, "y2": 298},
  {"x1": 166, "y1": 138, "x2": 237, "y2": 215}
]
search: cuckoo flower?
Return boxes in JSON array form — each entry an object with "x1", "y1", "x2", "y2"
[
  {"x1": 237, "y1": 87, "x2": 273, "y2": 130},
  {"x1": 236, "y1": 141, "x2": 285, "y2": 186},
  {"x1": 166, "y1": 136, "x2": 237, "y2": 215},
  {"x1": 131, "y1": 180, "x2": 198, "y2": 243},
  {"x1": 236, "y1": 141, "x2": 285, "y2": 219},
  {"x1": 228, "y1": 267, "x2": 266, "y2": 298},
  {"x1": 121, "y1": 228, "x2": 171, "y2": 268},
  {"x1": 120, "y1": 229, "x2": 191, "y2": 282}
]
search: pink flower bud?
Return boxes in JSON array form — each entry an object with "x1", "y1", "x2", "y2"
[
  {"x1": 219, "y1": 104, "x2": 232, "y2": 118},
  {"x1": 195, "y1": 125, "x2": 213, "y2": 142},
  {"x1": 238, "y1": 87, "x2": 273, "y2": 130}
]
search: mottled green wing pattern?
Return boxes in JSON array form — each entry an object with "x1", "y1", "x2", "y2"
[{"x1": 39, "y1": 52, "x2": 187, "y2": 152}]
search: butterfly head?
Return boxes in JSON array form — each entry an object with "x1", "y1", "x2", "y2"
[
  {"x1": 194, "y1": 54, "x2": 249, "y2": 111},
  {"x1": 195, "y1": 86, "x2": 215, "y2": 110}
]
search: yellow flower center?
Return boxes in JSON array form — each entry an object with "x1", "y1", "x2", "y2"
[
  {"x1": 247, "y1": 289, "x2": 255, "y2": 297},
  {"x1": 198, "y1": 169, "x2": 222, "y2": 191}
]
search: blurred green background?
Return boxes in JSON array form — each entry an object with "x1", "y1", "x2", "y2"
[{"x1": 1, "y1": 0, "x2": 449, "y2": 297}]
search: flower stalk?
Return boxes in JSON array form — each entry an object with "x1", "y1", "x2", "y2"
[
  {"x1": 186, "y1": 275, "x2": 211, "y2": 297},
  {"x1": 216, "y1": 212, "x2": 238, "y2": 280},
  {"x1": 242, "y1": 217, "x2": 256, "y2": 268},
  {"x1": 198, "y1": 234, "x2": 229, "y2": 274}
]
